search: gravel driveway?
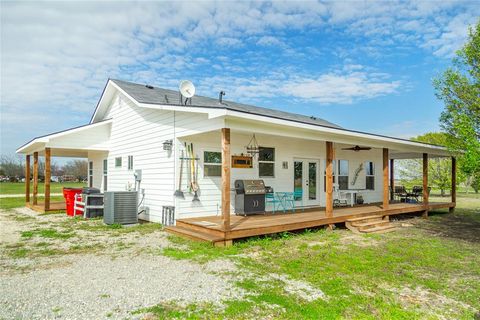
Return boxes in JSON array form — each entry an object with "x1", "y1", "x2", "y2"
[{"x1": 0, "y1": 208, "x2": 244, "y2": 319}]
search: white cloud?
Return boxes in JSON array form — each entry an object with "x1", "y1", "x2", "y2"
[
  {"x1": 0, "y1": 0, "x2": 478, "y2": 155},
  {"x1": 281, "y1": 72, "x2": 400, "y2": 104},
  {"x1": 256, "y1": 36, "x2": 285, "y2": 47},
  {"x1": 197, "y1": 67, "x2": 400, "y2": 105}
]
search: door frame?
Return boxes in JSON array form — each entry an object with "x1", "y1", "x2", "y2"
[{"x1": 293, "y1": 158, "x2": 321, "y2": 207}]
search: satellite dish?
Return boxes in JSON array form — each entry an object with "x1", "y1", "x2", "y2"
[{"x1": 179, "y1": 80, "x2": 195, "y2": 98}]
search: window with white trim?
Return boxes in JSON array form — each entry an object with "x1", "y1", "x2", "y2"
[
  {"x1": 88, "y1": 161, "x2": 93, "y2": 188},
  {"x1": 259, "y1": 147, "x2": 275, "y2": 177},
  {"x1": 128, "y1": 155, "x2": 133, "y2": 170},
  {"x1": 365, "y1": 161, "x2": 375, "y2": 190},
  {"x1": 204, "y1": 151, "x2": 221, "y2": 177},
  {"x1": 103, "y1": 159, "x2": 108, "y2": 191},
  {"x1": 115, "y1": 157, "x2": 122, "y2": 168},
  {"x1": 338, "y1": 159, "x2": 349, "y2": 190}
]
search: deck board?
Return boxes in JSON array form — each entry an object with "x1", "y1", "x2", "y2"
[
  {"x1": 26, "y1": 201, "x2": 65, "y2": 213},
  {"x1": 175, "y1": 202, "x2": 454, "y2": 241}
]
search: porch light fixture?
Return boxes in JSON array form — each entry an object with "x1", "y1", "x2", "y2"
[
  {"x1": 246, "y1": 134, "x2": 260, "y2": 157},
  {"x1": 163, "y1": 139, "x2": 173, "y2": 151}
]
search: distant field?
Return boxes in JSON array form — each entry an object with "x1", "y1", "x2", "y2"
[{"x1": 0, "y1": 182, "x2": 86, "y2": 195}]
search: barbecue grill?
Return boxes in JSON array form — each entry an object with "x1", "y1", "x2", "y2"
[{"x1": 234, "y1": 179, "x2": 266, "y2": 216}]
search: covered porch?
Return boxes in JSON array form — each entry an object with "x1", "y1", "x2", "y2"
[
  {"x1": 168, "y1": 126, "x2": 457, "y2": 246},
  {"x1": 17, "y1": 121, "x2": 111, "y2": 213}
]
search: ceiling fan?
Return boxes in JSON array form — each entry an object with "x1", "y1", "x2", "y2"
[{"x1": 342, "y1": 145, "x2": 372, "y2": 152}]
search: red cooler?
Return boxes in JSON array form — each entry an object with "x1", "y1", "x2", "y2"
[{"x1": 63, "y1": 188, "x2": 83, "y2": 216}]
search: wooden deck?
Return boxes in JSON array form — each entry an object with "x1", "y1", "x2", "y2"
[
  {"x1": 167, "y1": 202, "x2": 455, "y2": 245},
  {"x1": 26, "y1": 201, "x2": 66, "y2": 213}
]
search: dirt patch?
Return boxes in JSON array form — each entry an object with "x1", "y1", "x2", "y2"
[
  {"x1": 413, "y1": 213, "x2": 480, "y2": 242},
  {"x1": 268, "y1": 273, "x2": 327, "y2": 302},
  {"x1": 383, "y1": 285, "x2": 475, "y2": 319}
]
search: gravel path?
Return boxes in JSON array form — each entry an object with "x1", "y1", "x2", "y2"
[
  {"x1": 0, "y1": 208, "x2": 244, "y2": 319},
  {"x1": 0, "y1": 254, "x2": 241, "y2": 319}
]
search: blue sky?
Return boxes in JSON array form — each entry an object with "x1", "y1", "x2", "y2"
[{"x1": 1, "y1": 1, "x2": 479, "y2": 158}]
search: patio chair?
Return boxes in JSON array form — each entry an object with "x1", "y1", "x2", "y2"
[
  {"x1": 333, "y1": 187, "x2": 348, "y2": 207},
  {"x1": 394, "y1": 186, "x2": 407, "y2": 202},
  {"x1": 265, "y1": 192, "x2": 283, "y2": 214},
  {"x1": 293, "y1": 190, "x2": 304, "y2": 211},
  {"x1": 282, "y1": 192, "x2": 296, "y2": 213},
  {"x1": 410, "y1": 186, "x2": 423, "y2": 203}
]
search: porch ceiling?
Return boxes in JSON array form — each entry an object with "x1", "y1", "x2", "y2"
[
  {"x1": 179, "y1": 127, "x2": 452, "y2": 159},
  {"x1": 17, "y1": 120, "x2": 111, "y2": 156}
]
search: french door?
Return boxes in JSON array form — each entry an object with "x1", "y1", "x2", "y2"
[{"x1": 293, "y1": 159, "x2": 320, "y2": 207}]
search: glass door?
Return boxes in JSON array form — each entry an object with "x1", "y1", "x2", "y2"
[{"x1": 293, "y1": 159, "x2": 320, "y2": 207}]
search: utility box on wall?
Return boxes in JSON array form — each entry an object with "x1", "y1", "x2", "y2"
[{"x1": 103, "y1": 191, "x2": 138, "y2": 225}]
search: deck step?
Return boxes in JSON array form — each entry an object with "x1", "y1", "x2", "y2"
[
  {"x1": 354, "y1": 220, "x2": 391, "y2": 231},
  {"x1": 346, "y1": 215, "x2": 384, "y2": 223},
  {"x1": 346, "y1": 215, "x2": 396, "y2": 234},
  {"x1": 358, "y1": 224, "x2": 397, "y2": 234},
  {"x1": 164, "y1": 226, "x2": 225, "y2": 243}
]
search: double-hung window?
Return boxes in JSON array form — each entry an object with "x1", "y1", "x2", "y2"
[
  {"x1": 128, "y1": 155, "x2": 134, "y2": 170},
  {"x1": 259, "y1": 147, "x2": 275, "y2": 177},
  {"x1": 204, "y1": 151, "x2": 222, "y2": 177},
  {"x1": 115, "y1": 157, "x2": 122, "y2": 168},
  {"x1": 88, "y1": 161, "x2": 93, "y2": 188},
  {"x1": 103, "y1": 159, "x2": 108, "y2": 191},
  {"x1": 338, "y1": 160, "x2": 349, "y2": 190},
  {"x1": 365, "y1": 161, "x2": 375, "y2": 190}
]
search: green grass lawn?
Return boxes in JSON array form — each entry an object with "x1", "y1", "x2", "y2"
[
  {"x1": 151, "y1": 193, "x2": 480, "y2": 319},
  {"x1": 0, "y1": 196, "x2": 66, "y2": 210},
  {"x1": 0, "y1": 182, "x2": 86, "y2": 195}
]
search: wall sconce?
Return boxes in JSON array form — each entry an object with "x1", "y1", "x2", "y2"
[{"x1": 163, "y1": 140, "x2": 173, "y2": 151}]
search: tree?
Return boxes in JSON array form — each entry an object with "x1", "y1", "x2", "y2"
[
  {"x1": 408, "y1": 132, "x2": 463, "y2": 196},
  {"x1": 0, "y1": 155, "x2": 25, "y2": 179},
  {"x1": 63, "y1": 160, "x2": 88, "y2": 181},
  {"x1": 434, "y1": 20, "x2": 480, "y2": 192}
]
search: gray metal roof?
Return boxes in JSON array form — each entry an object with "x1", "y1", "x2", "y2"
[{"x1": 111, "y1": 79, "x2": 342, "y2": 129}]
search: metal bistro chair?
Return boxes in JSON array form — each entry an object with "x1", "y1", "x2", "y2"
[
  {"x1": 282, "y1": 192, "x2": 296, "y2": 213},
  {"x1": 265, "y1": 191, "x2": 283, "y2": 214}
]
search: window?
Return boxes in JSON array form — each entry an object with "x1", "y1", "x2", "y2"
[
  {"x1": 204, "y1": 151, "x2": 221, "y2": 177},
  {"x1": 338, "y1": 160, "x2": 349, "y2": 190},
  {"x1": 88, "y1": 161, "x2": 93, "y2": 188},
  {"x1": 365, "y1": 161, "x2": 375, "y2": 190},
  {"x1": 128, "y1": 155, "x2": 134, "y2": 170},
  {"x1": 115, "y1": 157, "x2": 122, "y2": 168},
  {"x1": 103, "y1": 159, "x2": 108, "y2": 191},
  {"x1": 259, "y1": 147, "x2": 275, "y2": 177}
]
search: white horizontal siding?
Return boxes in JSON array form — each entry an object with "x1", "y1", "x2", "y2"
[
  {"x1": 175, "y1": 131, "x2": 385, "y2": 218},
  {"x1": 103, "y1": 93, "x2": 226, "y2": 223}
]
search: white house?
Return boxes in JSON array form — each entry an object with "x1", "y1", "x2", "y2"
[{"x1": 17, "y1": 79, "x2": 455, "y2": 244}]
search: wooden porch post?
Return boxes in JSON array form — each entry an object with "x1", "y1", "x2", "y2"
[
  {"x1": 450, "y1": 156, "x2": 456, "y2": 213},
  {"x1": 25, "y1": 155, "x2": 30, "y2": 203},
  {"x1": 389, "y1": 159, "x2": 394, "y2": 201},
  {"x1": 221, "y1": 128, "x2": 231, "y2": 233},
  {"x1": 325, "y1": 141, "x2": 334, "y2": 219},
  {"x1": 33, "y1": 152, "x2": 38, "y2": 205},
  {"x1": 422, "y1": 153, "x2": 429, "y2": 218},
  {"x1": 382, "y1": 148, "x2": 389, "y2": 210},
  {"x1": 44, "y1": 148, "x2": 51, "y2": 211}
]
